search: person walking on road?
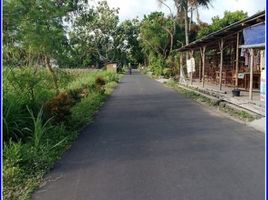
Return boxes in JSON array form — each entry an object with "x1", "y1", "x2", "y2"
[{"x1": 129, "y1": 65, "x2": 132, "y2": 75}]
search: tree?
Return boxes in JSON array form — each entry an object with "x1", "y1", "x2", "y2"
[
  {"x1": 69, "y1": 1, "x2": 120, "y2": 67},
  {"x1": 197, "y1": 10, "x2": 248, "y2": 38},
  {"x1": 3, "y1": 0, "x2": 81, "y2": 93},
  {"x1": 139, "y1": 12, "x2": 177, "y2": 59},
  {"x1": 158, "y1": 0, "x2": 213, "y2": 45},
  {"x1": 69, "y1": 1, "x2": 145, "y2": 67},
  {"x1": 116, "y1": 19, "x2": 145, "y2": 65},
  {"x1": 139, "y1": 12, "x2": 184, "y2": 75}
]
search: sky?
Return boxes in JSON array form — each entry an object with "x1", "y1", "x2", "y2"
[{"x1": 101, "y1": 0, "x2": 266, "y2": 23}]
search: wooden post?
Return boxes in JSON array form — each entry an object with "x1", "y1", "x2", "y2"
[
  {"x1": 200, "y1": 46, "x2": 206, "y2": 88},
  {"x1": 235, "y1": 32, "x2": 239, "y2": 86},
  {"x1": 249, "y1": 49, "x2": 254, "y2": 100},
  {"x1": 190, "y1": 50, "x2": 194, "y2": 85},
  {"x1": 179, "y1": 52, "x2": 183, "y2": 83},
  {"x1": 199, "y1": 58, "x2": 201, "y2": 82},
  {"x1": 219, "y1": 39, "x2": 224, "y2": 90}
]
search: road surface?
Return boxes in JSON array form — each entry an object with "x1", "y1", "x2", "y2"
[{"x1": 33, "y1": 71, "x2": 264, "y2": 200}]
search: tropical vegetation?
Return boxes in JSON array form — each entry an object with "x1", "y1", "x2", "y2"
[{"x1": 3, "y1": 0, "x2": 253, "y2": 198}]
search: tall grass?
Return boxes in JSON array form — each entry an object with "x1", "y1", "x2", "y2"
[
  {"x1": 27, "y1": 107, "x2": 52, "y2": 150},
  {"x1": 3, "y1": 67, "x2": 120, "y2": 200}
]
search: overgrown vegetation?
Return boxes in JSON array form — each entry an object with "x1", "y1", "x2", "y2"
[
  {"x1": 3, "y1": 67, "x2": 120, "y2": 200},
  {"x1": 3, "y1": 0, "x2": 259, "y2": 198},
  {"x1": 3, "y1": 0, "x2": 145, "y2": 69}
]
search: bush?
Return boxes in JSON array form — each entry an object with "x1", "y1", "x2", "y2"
[
  {"x1": 148, "y1": 55, "x2": 165, "y2": 76},
  {"x1": 95, "y1": 76, "x2": 106, "y2": 87},
  {"x1": 3, "y1": 68, "x2": 120, "y2": 200},
  {"x1": 43, "y1": 92, "x2": 76, "y2": 123},
  {"x1": 95, "y1": 76, "x2": 106, "y2": 94}
]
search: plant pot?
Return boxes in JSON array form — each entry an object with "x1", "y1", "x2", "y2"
[{"x1": 232, "y1": 89, "x2": 240, "y2": 97}]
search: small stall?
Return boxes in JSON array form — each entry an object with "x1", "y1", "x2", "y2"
[
  {"x1": 106, "y1": 62, "x2": 118, "y2": 73},
  {"x1": 178, "y1": 11, "x2": 265, "y2": 100},
  {"x1": 239, "y1": 23, "x2": 265, "y2": 100}
]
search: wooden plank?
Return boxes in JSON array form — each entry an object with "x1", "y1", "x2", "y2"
[
  {"x1": 199, "y1": 58, "x2": 202, "y2": 82},
  {"x1": 200, "y1": 46, "x2": 206, "y2": 88},
  {"x1": 219, "y1": 39, "x2": 224, "y2": 90},
  {"x1": 190, "y1": 50, "x2": 194, "y2": 85},
  {"x1": 235, "y1": 32, "x2": 239, "y2": 86},
  {"x1": 249, "y1": 49, "x2": 254, "y2": 100}
]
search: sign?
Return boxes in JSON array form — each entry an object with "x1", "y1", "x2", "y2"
[
  {"x1": 186, "y1": 57, "x2": 195, "y2": 73},
  {"x1": 238, "y1": 73, "x2": 245, "y2": 79},
  {"x1": 243, "y1": 23, "x2": 265, "y2": 46}
]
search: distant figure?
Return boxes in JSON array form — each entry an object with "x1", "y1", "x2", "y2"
[{"x1": 129, "y1": 65, "x2": 132, "y2": 75}]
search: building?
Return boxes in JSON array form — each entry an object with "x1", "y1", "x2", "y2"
[
  {"x1": 178, "y1": 11, "x2": 265, "y2": 102},
  {"x1": 106, "y1": 62, "x2": 118, "y2": 73}
]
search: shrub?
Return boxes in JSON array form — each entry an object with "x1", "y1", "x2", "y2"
[
  {"x1": 3, "y1": 141, "x2": 24, "y2": 200},
  {"x1": 149, "y1": 55, "x2": 165, "y2": 76},
  {"x1": 95, "y1": 76, "x2": 106, "y2": 87},
  {"x1": 95, "y1": 76, "x2": 106, "y2": 94},
  {"x1": 3, "y1": 68, "x2": 120, "y2": 199},
  {"x1": 43, "y1": 92, "x2": 76, "y2": 123},
  {"x1": 27, "y1": 107, "x2": 53, "y2": 150}
]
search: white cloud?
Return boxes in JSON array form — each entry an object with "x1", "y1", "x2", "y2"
[
  {"x1": 105, "y1": 0, "x2": 265, "y2": 23},
  {"x1": 106, "y1": 0, "x2": 175, "y2": 20}
]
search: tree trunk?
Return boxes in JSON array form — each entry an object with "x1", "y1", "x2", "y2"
[
  {"x1": 45, "y1": 56, "x2": 59, "y2": 94},
  {"x1": 189, "y1": 7, "x2": 193, "y2": 31},
  {"x1": 184, "y1": 3, "x2": 189, "y2": 46},
  {"x1": 196, "y1": 6, "x2": 201, "y2": 24},
  {"x1": 184, "y1": 1, "x2": 189, "y2": 72}
]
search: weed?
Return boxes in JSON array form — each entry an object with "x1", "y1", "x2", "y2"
[{"x1": 3, "y1": 68, "x2": 120, "y2": 200}]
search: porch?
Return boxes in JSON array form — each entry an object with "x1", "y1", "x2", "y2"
[{"x1": 182, "y1": 79, "x2": 265, "y2": 116}]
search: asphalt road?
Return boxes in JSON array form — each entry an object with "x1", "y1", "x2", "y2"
[{"x1": 33, "y1": 71, "x2": 264, "y2": 200}]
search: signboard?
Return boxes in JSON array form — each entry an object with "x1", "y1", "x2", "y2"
[
  {"x1": 243, "y1": 23, "x2": 265, "y2": 46},
  {"x1": 186, "y1": 57, "x2": 196, "y2": 73},
  {"x1": 238, "y1": 73, "x2": 245, "y2": 79}
]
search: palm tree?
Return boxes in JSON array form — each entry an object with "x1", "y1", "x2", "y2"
[{"x1": 158, "y1": 0, "x2": 212, "y2": 46}]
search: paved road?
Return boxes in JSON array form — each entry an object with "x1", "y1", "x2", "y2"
[{"x1": 33, "y1": 71, "x2": 264, "y2": 200}]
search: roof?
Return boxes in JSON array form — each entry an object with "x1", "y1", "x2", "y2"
[{"x1": 178, "y1": 11, "x2": 265, "y2": 52}]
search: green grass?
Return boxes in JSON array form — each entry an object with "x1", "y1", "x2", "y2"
[
  {"x1": 166, "y1": 80, "x2": 257, "y2": 122},
  {"x1": 3, "y1": 67, "x2": 120, "y2": 200}
]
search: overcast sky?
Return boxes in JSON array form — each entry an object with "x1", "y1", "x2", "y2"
[{"x1": 101, "y1": 0, "x2": 266, "y2": 23}]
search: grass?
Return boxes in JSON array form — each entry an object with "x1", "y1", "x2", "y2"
[
  {"x1": 166, "y1": 80, "x2": 257, "y2": 122},
  {"x1": 3, "y1": 67, "x2": 120, "y2": 200}
]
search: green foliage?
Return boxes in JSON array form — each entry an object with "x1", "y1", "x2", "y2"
[
  {"x1": 140, "y1": 12, "x2": 174, "y2": 58},
  {"x1": 3, "y1": 0, "x2": 79, "y2": 67},
  {"x1": 27, "y1": 107, "x2": 53, "y2": 150},
  {"x1": 95, "y1": 76, "x2": 106, "y2": 94},
  {"x1": 148, "y1": 54, "x2": 166, "y2": 76},
  {"x1": 95, "y1": 76, "x2": 106, "y2": 87},
  {"x1": 197, "y1": 11, "x2": 248, "y2": 38},
  {"x1": 3, "y1": 68, "x2": 120, "y2": 200},
  {"x1": 117, "y1": 19, "x2": 145, "y2": 65},
  {"x1": 3, "y1": 67, "x2": 74, "y2": 142},
  {"x1": 139, "y1": 11, "x2": 184, "y2": 77},
  {"x1": 69, "y1": 1, "x2": 122, "y2": 67},
  {"x1": 68, "y1": 92, "x2": 105, "y2": 130},
  {"x1": 165, "y1": 53, "x2": 179, "y2": 78},
  {"x1": 43, "y1": 92, "x2": 76, "y2": 123}
]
